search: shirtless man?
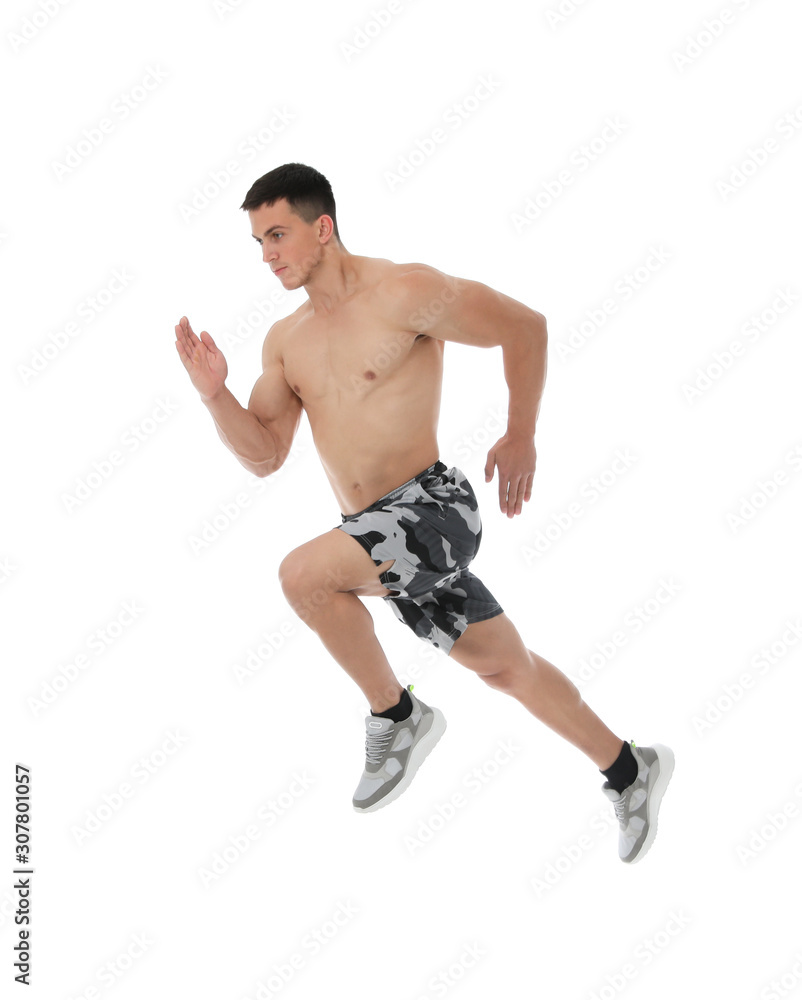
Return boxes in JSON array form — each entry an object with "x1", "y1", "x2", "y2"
[{"x1": 174, "y1": 162, "x2": 673, "y2": 863}]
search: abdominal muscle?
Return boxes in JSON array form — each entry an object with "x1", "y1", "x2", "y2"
[{"x1": 307, "y1": 339, "x2": 444, "y2": 515}]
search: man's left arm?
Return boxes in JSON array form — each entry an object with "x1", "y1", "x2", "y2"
[{"x1": 383, "y1": 266, "x2": 548, "y2": 519}]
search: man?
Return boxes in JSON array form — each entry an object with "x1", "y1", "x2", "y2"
[{"x1": 174, "y1": 162, "x2": 674, "y2": 863}]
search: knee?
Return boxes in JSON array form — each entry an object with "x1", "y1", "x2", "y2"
[
  {"x1": 279, "y1": 551, "x2": 345, "y2": 618},
  {"x1": 479, "y1": 668, "x2": 516, "y2": 692},
  {"x1": 477, "y1": 651, "x2": 534, "y2": 692},
  {"x1": 278, "y1": 550, "x2": 312, "y2": 601}
]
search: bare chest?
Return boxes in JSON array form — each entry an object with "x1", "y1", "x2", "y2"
[{"x1": 282, "y1": 310, "x2": 438, "y2": 404}]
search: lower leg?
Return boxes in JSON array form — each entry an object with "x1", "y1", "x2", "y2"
[
  {"x1": 288, "y1": 587, "x2": 403, "y2": 713},
  {"x1": 488, "y1": 650, "x2": 624, "y2": 770}
]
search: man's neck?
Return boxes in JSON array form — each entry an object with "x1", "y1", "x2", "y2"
[{"x1": 304, "y1": 249, "x2": 364, "y2": 315}]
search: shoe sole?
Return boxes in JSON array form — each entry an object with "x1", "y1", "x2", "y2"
[
  {"x1": 353, "y1": 707, "x2": 447, "y2": 814},
  {"x1": 627, "y1": 743, "x2": 675, "y2": 864}
]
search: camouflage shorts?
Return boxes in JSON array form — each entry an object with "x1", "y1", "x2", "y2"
[{"x1": 337, "y1": 460, "x2": 504, "y2": 654}]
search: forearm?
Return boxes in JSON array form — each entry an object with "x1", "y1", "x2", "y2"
[
  {"x1": 201, "y1": 385, "x2": 278, "y2": 474},
  {"x1": 503, "y1": 319, "x2": 548, "y2": 438}
]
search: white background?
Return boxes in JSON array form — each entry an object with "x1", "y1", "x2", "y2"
[{"x1": 2, "y1": 0, "x2": 801, "y2": 997}]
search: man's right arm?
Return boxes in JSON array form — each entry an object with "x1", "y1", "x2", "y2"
[{"x1": 202, "y1": 320, "x2": 302, "y2": 478}]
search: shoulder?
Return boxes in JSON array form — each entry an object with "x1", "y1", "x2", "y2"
[
  {"x1": 378, "y1": 260, "x2": 440, "y2": 291},
  {"x1": 374, "y1": 261, "x2": 466, "y2": 331},
  {"x1": 260, "y1": 307, "x2": 305, "y2": 367}
]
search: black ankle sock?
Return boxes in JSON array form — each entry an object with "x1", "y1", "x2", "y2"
[
  {"x1": 371, "y1": 687, "x2": 412, "y2": 723},
  {"x1": 600, "y1": 739, "x2": 638, "y2": 793}
]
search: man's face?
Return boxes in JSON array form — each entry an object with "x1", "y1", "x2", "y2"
[{"x1": 249, "y1": 198, "x2": 327, "y2": 289}]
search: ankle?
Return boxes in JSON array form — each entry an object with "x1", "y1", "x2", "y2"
[{"x1": 370, "y1": 687, "x2": 404, "y2": 714}]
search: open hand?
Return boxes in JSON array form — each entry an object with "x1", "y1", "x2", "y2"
[
  {"x1": 484, "y1": 434, "x2": 536, "y2": 518},
  {"x1": 174, "y1": 315, "x2": 228, "y2": 400}
]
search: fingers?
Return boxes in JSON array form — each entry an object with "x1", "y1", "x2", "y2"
[
  {"x1": 200, "y1": 329, "x2": 217, "y2": 354},
  {"x1": 177, "y1": 315, "x2": 200, "y2": 350},
  {"x1": 174, "y1": 336, "x2": 198, "y2": 374},
  {"x1": 175, "y1": 318, "x2": 207, "y2": 373},
  {"x1": 175, "y1": 316, "x2": 205, "y2": 360},
  {"x1": 499, "y1": 474, "x2": 532, "y2": 517},
  {"x1": 508, "y1": 476, "x2": 525, "y2": 518},
  {"x1": 523, "y1": 473, "x2": 534, "y2": 502}
]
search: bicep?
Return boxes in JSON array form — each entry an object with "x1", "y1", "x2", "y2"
[
  {"x1": 391, "y1": 267, "x2": 545, "y2": 348},
  {"x1": 247, "y1": 328, "x2": 302, "y2": 458}
]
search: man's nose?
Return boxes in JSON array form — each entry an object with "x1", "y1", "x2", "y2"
[{"x1": 263, "y1": 246, "x2": 278, "y2": 263}]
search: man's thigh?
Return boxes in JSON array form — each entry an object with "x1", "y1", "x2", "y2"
[
  {"x1": 278, "y1": 528, "x2": 397, "y2": 599},
  {"x1": 447, "y1": 611, "x2": 531, "y2": 675}
]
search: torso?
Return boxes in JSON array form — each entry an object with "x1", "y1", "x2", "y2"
[{"x1": 279, "y1": 257, "x2": 444, "y2": 515}]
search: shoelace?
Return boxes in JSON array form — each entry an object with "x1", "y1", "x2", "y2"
[
  {"x1": 612, "y1": 793, "x2": 628, "y2": 823},
  {"x1": 365, "y1": 728, "x2": 394, "y2": 765}
]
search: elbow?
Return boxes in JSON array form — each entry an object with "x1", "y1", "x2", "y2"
[
  {"x1": 531, "y1": 311, "x2": 547, "y2": 338},
  {"x1": 239, "y1": 450, "x2": 281, "y2": 478},
  {"x1": 253, "y1": 455, "x2": 281, "y2": 478}
]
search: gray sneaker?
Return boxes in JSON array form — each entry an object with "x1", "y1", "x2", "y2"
[
  {"x1": 601, "y1": 741, "x2": 675, "y2": 863},
  {"x1": 353, "y1": 684, "x2": 446, "y2": 813}
]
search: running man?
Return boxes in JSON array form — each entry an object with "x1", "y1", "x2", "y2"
[{"x1": 174, "y1": 162, "x2": 674, "y2": 863}]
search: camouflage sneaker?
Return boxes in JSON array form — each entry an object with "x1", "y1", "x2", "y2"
[
  {"x1": 601, "y1": 741, "x2": 675, "y2": 863},
  {"x1": 353, "y1": 685, "x2": 446, "y2": 813}
]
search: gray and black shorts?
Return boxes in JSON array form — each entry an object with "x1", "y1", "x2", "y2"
[{"x1": 337, "y1": 460, "x2": 504, "y2": 654}]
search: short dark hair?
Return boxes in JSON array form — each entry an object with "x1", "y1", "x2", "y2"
[{"x1": 240, "y1": 162, "x2": 342, "y2": 243}]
